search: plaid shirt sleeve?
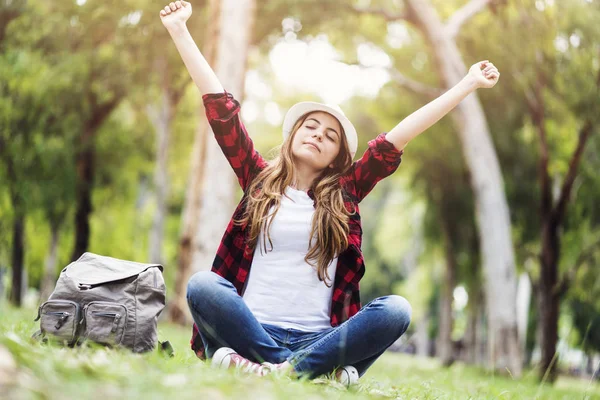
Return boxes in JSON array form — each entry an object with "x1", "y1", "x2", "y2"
[
  {"x1": 202, "y1": 91, "x2": 267, "y2": 190},
  {"x1": 350, "y1": 133, "x2": 403, "y2": 202}
]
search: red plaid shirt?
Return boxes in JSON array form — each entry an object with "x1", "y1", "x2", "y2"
[{"x1": 191, "y1": 91, "x2": 403, "y2": 359}]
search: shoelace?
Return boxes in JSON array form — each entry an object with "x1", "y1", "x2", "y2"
[{"x1": 233, "y1": 356, "x2": 270, "y2": 376}]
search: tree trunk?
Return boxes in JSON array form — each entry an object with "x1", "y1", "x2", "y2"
[
  {"x1": 169, "y1": 0, "x2": 221, "y2": 324},
  {"x1": 464, "y1": 233, "x2": 482, "y2": 365},
  {"x1": 190, "y1": 0, "x2": 256, "y2": 271},
  {"x1": 70, "y1": 93, "x2": 120, "y2": 262},
  {"x1": 438, "y1": 216, "x2": 457, "y2": 366},
  {"x1": 516, "y1": 272, "x2": 532, "y2": 358},
  {"x1": 537, "y1": 221, "x2": 560, "y2": 382},
  {"x1": 147, "y1": 57, "x2": 173, "y2": 265},
  {"x1": 6, "y1": 157, "x2": 25, "y2": 306},
  {"x1": 40, "y1": 224, "x2": 60, "y2": 302},
  {"x1": 464, "y1": 295, "x2": 479, "y2": 364},
  {"x1": 527, "y1": 69, "x2": 595, "y2": 381},
  {"x1": 170, "y1": 118, "x2": 210, "y2": 324},
  {"x1": 169, "y1": 0, "x2": 257, "y2": 324},
  {"x1": 414, "y1": 314, "x2": 430, "y2": 357},
  {"x1": 437, "y1": 285, "x2": 454, "y2": 365},
  {"x1": 9, "y1": 211, "x2": 25, "y2": 306},
  {"x1": 404, "y1": 0, "x2": 522, "y2": 376},
  {"x1": 476, "y1": 297, "x2": 488, "y2": 366},
  {"x1": 71, "y1": 125, "x2": 95, "y2": 262}
]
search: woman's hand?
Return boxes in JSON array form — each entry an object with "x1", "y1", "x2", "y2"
[
  {"x1": 468, "y1": 60, "x2": 500, "y2": 89},
  {"x1": 160, "y1": 1, "x2": 192, "y2": 29}
]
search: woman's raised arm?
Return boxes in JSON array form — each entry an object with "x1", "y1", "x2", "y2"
[
  {"x1": 160, "y1": 1, "x2": 224, "y2": 95},
  {"x1": 385, "y1": 60, "x2": 500, "y2": 151},
  {"x1": 160, "y1": 1, "x2": 266, "y2": 190}
]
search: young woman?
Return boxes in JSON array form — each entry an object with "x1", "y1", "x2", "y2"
[{"x1": 160, "y1": 1, "x2": 499, "y2": 384}]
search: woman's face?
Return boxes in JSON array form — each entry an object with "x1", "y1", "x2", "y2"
[{"x1": 290, "y1": 111, "x2": 343, "y2": 171}]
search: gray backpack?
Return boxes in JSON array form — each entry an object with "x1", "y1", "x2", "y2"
[{"x1": 34, "y1": 252, "x2": 166, "y2": 353}]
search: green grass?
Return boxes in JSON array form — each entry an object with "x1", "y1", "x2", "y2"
[{"x1": 1, "y1": 303, "x2": 598, "y2": 400}]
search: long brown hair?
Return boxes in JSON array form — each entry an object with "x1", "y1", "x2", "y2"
[{"x1": 236, "y1": 112, "x2": 354, "y2": 287}]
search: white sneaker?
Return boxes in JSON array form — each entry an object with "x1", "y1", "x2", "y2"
[{"x1": 335, "y1": 365, "x2": 359, "y2": 387}]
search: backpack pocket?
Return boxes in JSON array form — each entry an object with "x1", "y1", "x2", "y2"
[
  {"x1": 83, "y1": 302, "x2": 127, "y2": 346},
  {"x1": 37, "y1": 300, "x2": 81, "y2": 345}
]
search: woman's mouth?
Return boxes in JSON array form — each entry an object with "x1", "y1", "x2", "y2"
[{"x1": 305, "y1": 142, "x2": 320, "y2": 152}]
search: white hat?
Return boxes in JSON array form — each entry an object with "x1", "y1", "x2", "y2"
[{"x1": 282, "y1": 101, "x2": 358, "y2": 159}]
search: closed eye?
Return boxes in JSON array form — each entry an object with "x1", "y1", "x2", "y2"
[{"x1": 306, "y1": 125, "x2": 336, "y2": 141}]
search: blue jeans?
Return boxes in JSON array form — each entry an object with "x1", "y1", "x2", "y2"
[{"x1": 186, "y1": 271, "x2": 411, "y2": 378}]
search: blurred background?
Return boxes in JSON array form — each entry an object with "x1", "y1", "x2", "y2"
[{"x1": 0, "y1": 0, "x2": 599, "y2": 385}]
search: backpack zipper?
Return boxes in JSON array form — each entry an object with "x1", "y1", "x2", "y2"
[
  {"x1": 34, "y1": 300, "x2": 80, "y2": 324},
  {"x1": 91, "y1": 311, "x2": 122, "y2": 333},
  {"x1": 44, "y1": 311, "x2": 72, "y2": 330}
]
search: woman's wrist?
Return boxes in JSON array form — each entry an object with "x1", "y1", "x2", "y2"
[
  {"x1": 166, "y1": 22, "x2": 188, "y2": 37},
  {"x1": 461, "y1": 74, "x2": 480, "y2": 91}
]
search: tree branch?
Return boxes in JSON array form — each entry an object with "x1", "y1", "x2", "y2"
[
  {"x1": 343, "y1": 3, "x2": 414, "y2": 24},
  {"x1": 554, "y1": 65, "x2": 600, "y2": 223},
  {"x1": 386, "y1": 66, "x2": 444, "y2": 99},
  {"x1": 524, "y1": 72, "x2": 552, "y2": 218},
  {"x1": 552, "y1": 120, "x2": 594, "y2": 225},
  {"x1": 344, "y1": 59, "x2": 443, "y2": 99},
  {"x1": 88, "y1": 98, "x2": 121, "y2": 132},
  {"x1": 445, "y1": 0, "x2": 492, "y2": 39}
]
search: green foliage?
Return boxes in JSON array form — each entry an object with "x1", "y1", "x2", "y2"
[
  {"x1": 570, "y1": 298, "x2": 600, "y2": 354},
  {"x1": 0, "y1": 0, "x2": 210, "y2": 287}
]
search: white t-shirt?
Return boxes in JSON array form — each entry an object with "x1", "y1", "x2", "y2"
[{"x1": 242, "y1": 186, "x2": 338, "y2": 332}]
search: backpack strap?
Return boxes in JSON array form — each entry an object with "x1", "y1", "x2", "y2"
[{"x1": 158, "y1": 340, "x2": 174, "y2": 358}]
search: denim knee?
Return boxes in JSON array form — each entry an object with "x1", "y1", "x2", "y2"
[
  {"x1": 382, "y1": 295, "x2": 412, "y2": 337},
  {"x1": 186, "y1": 270, "x2": 220, "y2": 304}
]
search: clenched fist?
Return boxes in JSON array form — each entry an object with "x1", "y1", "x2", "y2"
[
  {"x1": 160, "y1": 1, "x2": 192, "y2": 29},
  {"x1": 468, "y1": 60, "x2": 500, "y2": 89}
]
